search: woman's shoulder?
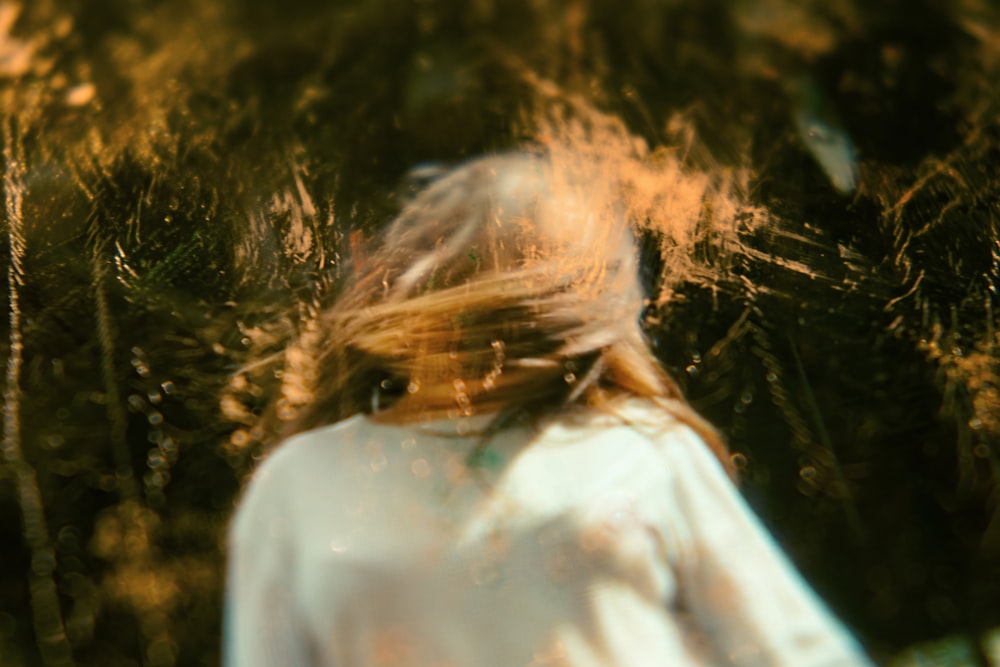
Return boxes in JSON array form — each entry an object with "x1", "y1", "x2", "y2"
[
  {"x1": 266, "y1": 414, "x2": 368, "y2": 468},
  {"x1": 569, "y1": 396, "x2": 732, "y2": 482},
  {"x1": 581, "y1": 396, "x2": 701, "y2": 442},
  {"x1": 530, "y1": 397, "x2": 709, "y2": 475},
  {"x1": 230, "y1": 415, "x2": 367, "y2": 534}
]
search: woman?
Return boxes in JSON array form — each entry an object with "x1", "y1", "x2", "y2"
[{"x1": 225, "y1": 150, "x2": 874, "y2": 666}]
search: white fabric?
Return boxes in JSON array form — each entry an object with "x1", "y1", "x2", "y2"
[{"x1": 225, "y1": 402, "x2": 873, "y2": 667}]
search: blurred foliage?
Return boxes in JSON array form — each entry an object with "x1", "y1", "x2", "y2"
[{"x1": 0, "y1": 0, "x2": 998, "y2": 665}]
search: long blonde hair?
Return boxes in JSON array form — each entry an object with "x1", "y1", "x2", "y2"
[{"x1": 279, "y1": 150, "x2": 730, "y2": 470}]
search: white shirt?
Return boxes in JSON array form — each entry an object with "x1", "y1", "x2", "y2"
[{"x1": 225, "y1": 402, "x2": 873, "y2": 666}]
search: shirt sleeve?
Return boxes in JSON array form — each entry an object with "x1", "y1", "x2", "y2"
[
  {"x1": 660, "y1": 427, "x2": 874, "y2": 667},
  {"x1": 224, "y1": 464, "x2": 314, "y2": 667}
]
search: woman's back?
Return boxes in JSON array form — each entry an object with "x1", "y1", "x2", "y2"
[{"x1": 226, "y1": 400, "x2": 870, "y2": 667}]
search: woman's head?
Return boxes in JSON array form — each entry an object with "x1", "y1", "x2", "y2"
[{"x1": 281, "y1": 149, "x2": 705, "y2": 438}]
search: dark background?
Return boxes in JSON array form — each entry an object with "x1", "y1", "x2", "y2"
[{"x1": 0, "y1": 0, "x2": 998, "y2": 665}]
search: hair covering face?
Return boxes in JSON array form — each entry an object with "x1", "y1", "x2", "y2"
[{"x1": 280, "y1": 150, "x2": 676, "y2": 434}]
